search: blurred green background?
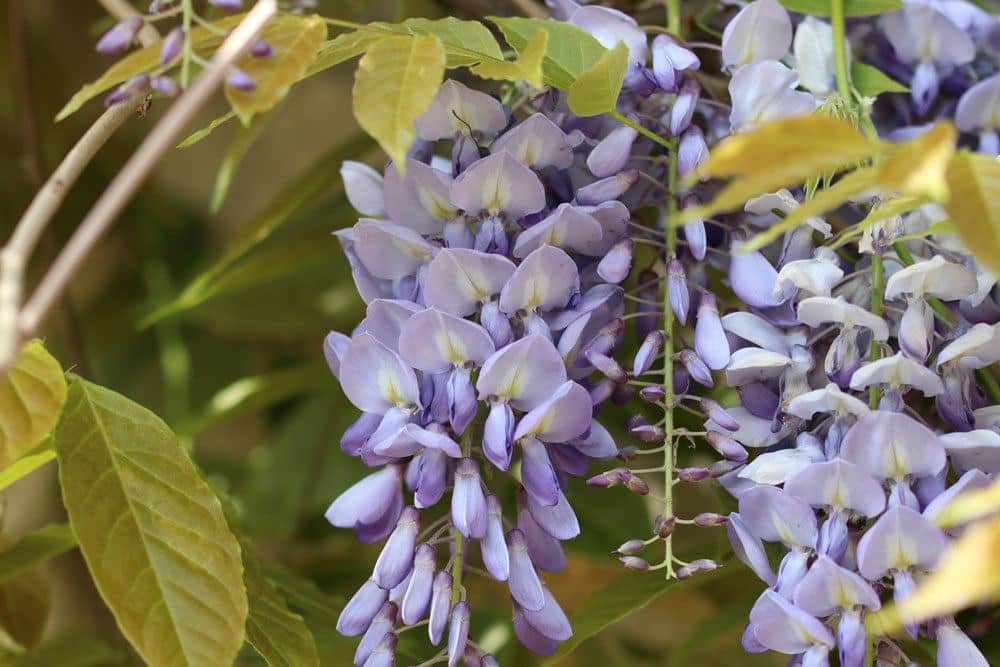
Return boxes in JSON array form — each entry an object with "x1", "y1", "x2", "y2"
[{"x1": 0, "y1": 1, "x2": 785, "y2": 664}]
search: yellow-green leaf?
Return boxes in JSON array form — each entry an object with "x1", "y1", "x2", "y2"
[
  {"x1": 397, "y1": 17, "x2": 503, "y2": 68},
  {"x1": 0, "y1": 524, "x2": 75, "y2": 587},
  {"x1": 306, "y1": 29, "x2": 384, "y2": 76},
  {"x1": 938, "y1": 476, "x2": 1000, "y2": 527},
  {"x1": 0, "y1": 341, "x2": 66, "y2": 470},
  {"x1": 741, "y1": 166, "x2": 880, "y2": 252},
  {"x1": 0, "y1": 568, "x2": 50, "y2": 649},
  {"x1": 489, "y1": 16, "x2": 607, "y2": 91},
  {"x1": 567, "y1": 42, "x2": 629, "y2": 117},
  {"x1": 942, "y1": 150, "x2": 1000, "y2": 278},
  {"x1": 685, "y1": 115, "x2": 880, "y2": 221},
  {"x1": 54, "y1": 377, "x2": 247, "y2": 667},
  {"x1": 470, "y1": 28, "x2": 546, "y2": 88},
  {"x1": 1, "y1": 637, "x2": 122, "y2": 667},
  {"x1": 851, "y1": 62, "x2": 908, "y2": 97},
  {"x1": 352, "y1": 34, "x2": 445, "y2": 169},
  {"x1": 0, "y1": 448, "x2": 55, "y2": 493},
  {"x1": 779, "y1": 0, "x2": 902, "y2": 16},
  {"x1": 873, "y1": 516, "x2": 1000, "y2": 631},
  {"x1": 56, "y1": 14, "x2": 245, "y2": 121},
  {"x1": 226, "y1": 15, "x2": 326, "y2": 124},
  {"x1": 876, "y1": 121, "x2": 956, "y2": 201}
]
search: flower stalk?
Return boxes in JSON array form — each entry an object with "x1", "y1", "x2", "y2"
[{"x1": 831, "y1": 0, "x2": 852, "y2": 101}]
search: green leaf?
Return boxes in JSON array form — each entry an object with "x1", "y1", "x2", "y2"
[
  {"x1": 306, "y1": 30, "x2": 385, "y2": 76},
  {"x1": 225, "y1": 15, "x2": 326, "y2": 124},
  {"x1": 851, "y1": 62, "x2": 908, "y2": 97},
  {"x1": 0, "y1": 448, "x2": 55, "y2": 492},
  {"x1": 144, "y1": 134, "x2": 371, "y2": 327},
  {"x1": 210, "y1": 111, "x2": 274, "y2": 213},
  {"x1": 942, "y1": 151, "x2": 1000, "y2": 278},
  {"x1": 0, "y1": 341, "x2": 67, "y2": 469},
  {"x1": 180, "y1": 364, "x2": 331, "y2": 436},
  {"x1": 0, "y1": 569, "x2": 50, "y2": 649},
  {"x1": 470, "y1": 28, "x2": 547, "y2": 88},
  {"x1": 54, "y1": 377, "x2": 247, "y2": 667},
  {"x1": 352, "y1": 34, "x2": 446, "y2": 169},
  {"x1": 0, "y1": 524, "x2": 75, "y2": 587},
  {"x1": 56, "y1": 15, "x2": 245, "y2": 121},
  {"x1": 0, "y1": 637, "x2": 122, "y2": 667},
  {"x1": 779, "y1": 0, "x2": 902, "y2": 16},
  {"x1": 567, "y1": 42, "x2": 629, "y2": 117},
  {"x1": 489, "y1": 17, "x2": 607, "y2": 91},
  {"x1": 541, "y1": 566, "x2": 730, "y2": 665},
  {"x1": 178, "y1": 111, "x2": 237, "y2": 149},
  {"x1": 394, "y1": 17, "x2": 504, "y2": 68}
]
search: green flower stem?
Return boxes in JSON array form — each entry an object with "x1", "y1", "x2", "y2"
[
  {"x1": 893, "y1": 241, "x2": 1000, "y2": 404},
  {"x1": 667, "y1": 0, "x2": 681, "y2": 35},
  {"x1": 831, "y1": 0, "x2": 852, "y2": 101},
  {"x1": 609, "y1": 110, "x2": 674, "y2": 151},
  {"x1": 181, "y1": 0, "x2": 194, "y2": 88},
  {"x1": 868, "y1": 252, "x2": 885, "y2": 408}
]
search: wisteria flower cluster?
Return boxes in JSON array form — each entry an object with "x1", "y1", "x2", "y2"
[{"x1": 321, "y1": 0, "x2": 1000, "y2": 665}]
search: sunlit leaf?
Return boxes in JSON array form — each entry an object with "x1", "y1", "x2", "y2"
[
  {"x1": 742, "y1": 166, "x2": 879, "y2": 251},
  {"x1": 180, "y1": 364, "x2": 331, "y2": 436},
  {"x1": 685, "y1": 115, "x2": 879, "y2": 222},
  {"x1": 0, "y1": 448, "x2": 55, "y2": 493},
  {"x1": 1, "y1": 637, "x2": 122, "y2": 667},
  {"x1": 541, "y1": 566, "x2": 730, "y2": 665},
  {"x1": 178, "y1": 111, "x2": 237, "y2": 149},
  {"x1": 54, "y1": 377, "x2": 247, "y2": 667},
  {"x1": 397, "y1": 17, "x2": 504, "y2": 67},
  {"x1": 872, "y1": 516, "x2": 1000, "y2": 631},
  {"x1": 0, "y1": 569, "x2": 49, "y2": 649},
  {"x1": 877, "y1": 121, "x2": 956, "y2": 201},
  {"x1": 938, "y1": 476, "x2": 1000, "y2": 527},
  {"x1": 306, "y1": 29, "x2": 384, "y2": 76},
  {"x1": 352, "y1": 34, "x2": 445, "y2": 169},
  {"x1": 942, "y1": 151, "x2": 1000, "y2": 278},
  {"x1": 567, "y1": 42, "x2": 629, "y2": 117},
  {"x1": 0, "y1": 341, "x2": 66, "y2": 470},
  {"x1": 210, "y1": 111, "x2": 274, "y2": 213},
  {"x1": 851, "y1": 62, "x2": 908, "y2": 97},
  {"x1": 0, "y1": 524, "x2": 75, "y2": 587},
  {"x1": 56, "y1": 14, "x2": 246, "y2": 121},
  {"x1": 779, "y1": 0, "x2": 902, "y2": 16},
  {"x1": 489, "y1": 17, "x2": 607, "y2": 91},
  {"x1": 471, "y1": 28, "x2": 547, "y2": 88},
  {"x1": 226, "y1": 15, "x2": 326, "y2": 124}
]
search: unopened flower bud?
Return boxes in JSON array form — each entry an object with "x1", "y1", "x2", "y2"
[
  {"x1": 619, "y1": 556, "x2": 650, "y2": 571},
  {"x1": 250, "y1": 39, "x2": 273, "y2": 58},
  {"x1": 208, "y1": 0, "x2": 243, "y2": 10},
  {"x1": 678, "y1": 349, "x2": 714, "y2": 388},
  {"x1": 701, "y1": 398, "x2": 740, "y2": 431},
  {"x1": 587, "y1": 468, "x2": 625, "y2": 488},
  {"x1": 708, "y1": 459, "x2": 739, "y2": 477},
  {"x1": 578, "y1": 319, "x2": 622, "y2": 366},
  {"x1": 616, "y1": 539, "x2": 646, "y2": 556},
  {"x1": 693, "y1": 512, "x2": 729, "y2": 527},
  {"x1": 160, "y1": 27, "x2": 184, "y2": 64},
  {"x1": 226, "y1": 67, "x2": 256, "y2": 92},
  {"x1": 677, "y1": 467, "x2": 712, "y2": 483},
  {"x1": 639, "y1": 386, "x2": 665, "y2": 402},
  {"x1": 624, "y1": 473, "x2": 650, "y2": 495},
  {"x1": 668, "y1": 259, "x2": 690, "y2": 325},
  {"x1": 617, "y1": 445, "x2": 639, "y2": 462},
  {"x1": 589, "y1": 378, "x2": 615, "y2": 406},
  {"x1": 585, "y1": 350, "x2": 626, "y2": 382},
  {"x1": 705, "y1": 431, "x2": 749, "y2": 463},
  {"x1": 630, "y1": 424, "x2": 665, "y2": 442},
  {"x1": 104, "y1": 74, "x2": 150, "y2": 107},
  {"x1": 151, "y1": 75, "x2": 180, "y2": 97},
  {"x1": 676, "y1": 559, "x2": 720, "y2": 579},
  {"x1": 654, "y1": 514, "x2": 676, "y2": 538},
  {"x1": 633, "y1": 331, "x2": 664, "y2": 376},
  {"x1": 97, "y1": 17, "x2": 144, "y2": 55}
]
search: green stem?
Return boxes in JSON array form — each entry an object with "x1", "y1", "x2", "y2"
[
  {"x1": 661, "y1": 153, "x2": 678, "y2": 580},
  {"x1": 609, "y1": 110, "x2": 673, "y2": 152},
  {"x1": 831, "y1": 0, "x2": 852, "y2": 101},
  {"x1": 667, "y1": 0, "x2": 681, "y2": 35},
  {"x1": 868, "y1": 252, "x2": 885, "y2": 408},
  {"x1": 180, "y1": 0, "x2": 194, "y2": 88}
]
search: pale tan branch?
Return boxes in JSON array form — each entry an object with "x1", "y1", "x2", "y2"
[{"x1": 17, "y1": 0, "x2": 278, "y2": 349}]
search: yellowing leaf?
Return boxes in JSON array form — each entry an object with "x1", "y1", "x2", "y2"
[
  {"x1": 875, "y1": 516, "x2": 1000, "y2": 630},
  {"x1": 0, "y1": 448, "x2": 56, "y2": 492},
  {"x1": 56, "y1": 14, "x2": 246, "y2": 121},
  {"x1": 942, "y1": 151, "x2": 1000, "y2": 278},
  {"x1": 54, "y1": 377, "x2": 248, "y2": 667},
  {"x1": 306, "y1": 29, "x2": 384, "y2": 76},
  {"x1": 489, "y1": 16, "x2": 606, "y2": 91},
  {"x1": 938, "y1": 476, "x2": 1000, "y2": 527},
  {"x1": 471, "y1": 28, "x2": 546, "y2": 88},
  {"x1": 567, "y1": 42, "x2": 629, "y2": 117},
  {"x1": 226, "y1": 15, "x2": 326, "y2": 124},
  {"x1": 352, "y1": 34, "x2": 445, "y2": 170},
  {"x1": 0, "y1": 341, "x2": 66, "y2": 470},
  {"x1": 741, "y1": 166, "x2": 880, "y2": 252},
  {"x1": 685, "y1": 115, "x2": 880, "y2": 221},
  {"x1": 877, "y1": 122, "x2": 956, "y2": 201}
]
